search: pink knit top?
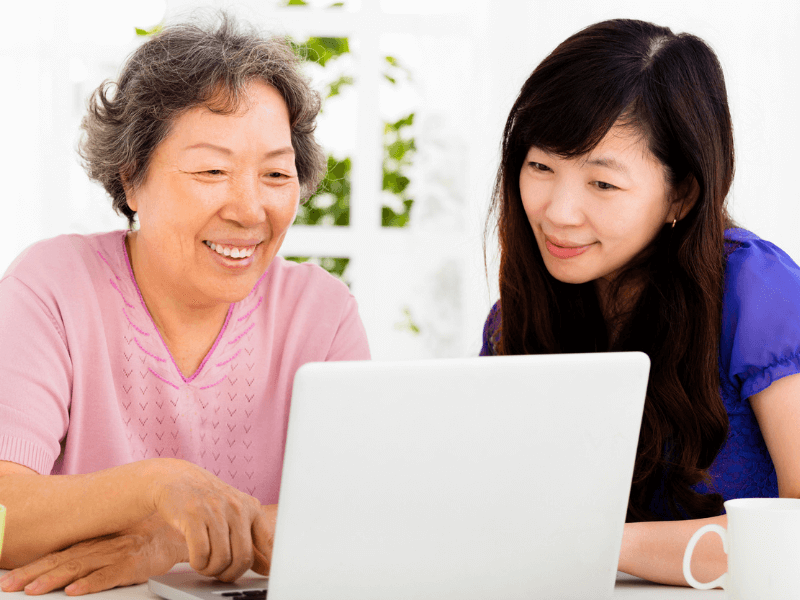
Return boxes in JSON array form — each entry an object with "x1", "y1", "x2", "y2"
[{"x1": 0, "y1": 231, "x2": 370, "y2": 504}]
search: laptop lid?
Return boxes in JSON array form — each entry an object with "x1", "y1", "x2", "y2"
[{"x1": 267, "y1": 352, "x2": 649, "y2": 600}]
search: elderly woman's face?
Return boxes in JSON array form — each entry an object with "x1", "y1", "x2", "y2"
[{"x1": 126, "y1": 81, "x2": 299, "y2": 307}]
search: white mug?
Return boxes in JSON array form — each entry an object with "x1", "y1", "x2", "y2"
[{"x1": 683, "y1": 498, "x2": 800, "y2": 599}]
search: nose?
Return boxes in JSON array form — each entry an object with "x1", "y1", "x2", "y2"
[
  {"x1": 543, "y1": 180, "x2": 585, "y2": 228},
  {"x1": 219, "y1": 175, "x2": 266, "y2": 228}
]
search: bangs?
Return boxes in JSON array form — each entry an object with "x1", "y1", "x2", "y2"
[
  {"x1": 513, "y1": 77, "x2": 641, "y2": 160},
  {"x1": 508, "y1": 25, "x2": 650, "y2": 160}
]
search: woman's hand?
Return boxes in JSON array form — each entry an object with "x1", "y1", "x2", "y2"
[
  {"x1": 148, "y1": 459, "x2": 274, "y2": 582},
  {"x1": 250, "y1": 504, "x2": 278, "y2": 576},
  {"x1": 0, "y1": 513, "x2": 186, "y2": 596}
]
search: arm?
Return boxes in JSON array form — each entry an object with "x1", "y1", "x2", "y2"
[
  {"x1": 0, "y1": 459, "x2": 168, "y2": 568},
  {"x1": 0, "y1": 505, "x2": 277, "y2": 596},
  {"x1": 618, "y1": 515, "x2": 727, "y2": 585},
  {"x1": 0, "y1": 458, "x2": 273, "y2": 583},
  {"x1": 619, "y1": 372, "x2": 800, "y2": 586}
]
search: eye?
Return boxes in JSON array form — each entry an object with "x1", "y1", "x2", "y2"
[
  {"x1": 592, "y1": 180, "x2": 618, "y2": 191},
  {"x1": 267, "y1": 172, "x2": 287, "y2": 178},
  {"x1": 529, "y1": 161, "x2": 552, "y2": 173},
  {"x1": 201, "y1": 169, "x2": 224, "y2": 176}
]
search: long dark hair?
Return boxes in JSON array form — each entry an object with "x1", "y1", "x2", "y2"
[{"x1": 486, "y1": 19, "x2": 736, "y2": 520}]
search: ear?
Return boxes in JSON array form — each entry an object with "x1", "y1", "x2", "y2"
[
  {"x1": 668, "y1": 174, "x2": 700, "y2": 224},
  {"x1": 120, "y1": 171, "x2": 138, "y2": 212}
]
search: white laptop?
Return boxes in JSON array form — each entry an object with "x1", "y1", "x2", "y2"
[{"x1": 150, "y1": 352, "x2": 649, "y2": 600}]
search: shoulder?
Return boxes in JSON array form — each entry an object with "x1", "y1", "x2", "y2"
[
  {"x1": 723, "y1": 227, "x2": 800, "y2": 308},
  {"x1": 242, "y1": 257, "x2": 369, "y2": 360},
  {"x1": 2, "y1": 230, "x2": 128, "y2": 287},
  {"x1": 259, "y1": 256, "x2": 352, "y2": 301},
  {"x1": 720, "y1": 228, "x2": 800, "y2": 401},
  {"x1": 247, "y1": 257, "x2": 358, "y2": 325}
]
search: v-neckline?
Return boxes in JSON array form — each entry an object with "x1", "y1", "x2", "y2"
[{"x1": 120, "y1": 231, "x2": 234, "y2": 383}]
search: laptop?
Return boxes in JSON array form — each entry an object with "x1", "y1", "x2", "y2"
[{"x1": 150, "y1": 352, "x2": 650, "y2": 600}]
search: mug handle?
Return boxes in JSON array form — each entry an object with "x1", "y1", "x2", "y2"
[{"x1": 682, "y1": 524, "x2": 728, "y2": 590}]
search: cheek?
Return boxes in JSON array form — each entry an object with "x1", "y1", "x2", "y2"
[
  {"x1": 273, "y1": 186, "x2": 300, "y2": 228},
  {"x1": 518, "y1": 182, "x2": 544, "y2": 221}
]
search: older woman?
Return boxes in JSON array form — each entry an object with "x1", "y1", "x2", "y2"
[{"x1": 0, "y1": 14, "x2": 370, "y2": 595}]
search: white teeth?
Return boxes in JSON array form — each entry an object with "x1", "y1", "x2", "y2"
[{"x1": 204, "y1": 241, "x2": 256, "y2": 259}]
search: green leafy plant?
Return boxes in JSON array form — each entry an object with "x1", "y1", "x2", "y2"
[
  {"x1": 290, "y1": 37, "x2": 417, "y2": 229},
  {"x1": 382, "y1": 112, "x2": 415, "y2": 227}
]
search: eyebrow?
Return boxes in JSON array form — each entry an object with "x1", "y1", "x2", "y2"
[
  {"x1": 584, "y1": 156, "x2": 630, "y2": 177},
  {"x1": 183, "y1": 143, "x2": 295, "y2": 158}
]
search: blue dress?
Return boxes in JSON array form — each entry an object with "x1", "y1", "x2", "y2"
[{"x1": 480, "y1": 228, "x2": 800, "y2": 519}]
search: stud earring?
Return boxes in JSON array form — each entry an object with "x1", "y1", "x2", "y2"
[{"x1": 671, "y1": 218, "x2": 677, "y2": 229}]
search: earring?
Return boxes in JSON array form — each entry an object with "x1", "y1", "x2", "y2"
[{"x1": 671, "y1": 218, "x2": 677, "y2": 229}]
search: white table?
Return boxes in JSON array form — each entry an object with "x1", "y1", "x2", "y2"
[{"x1": 0, "y1": 568, "x2": 724, "y2": 598}]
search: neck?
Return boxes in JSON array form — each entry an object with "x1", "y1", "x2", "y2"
[{"x1": 125, "y1": 232, "x2": 231, "y2": 376}]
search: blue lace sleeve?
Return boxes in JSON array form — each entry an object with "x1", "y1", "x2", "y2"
[
  {"x1": 721, "y1": 229, "x2": 800, "y2": 403},
  {"x1": 480, "y1": 301, "x2": 501, "y2": 356}
]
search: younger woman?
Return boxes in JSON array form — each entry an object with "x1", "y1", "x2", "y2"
[{"x1": 481, "y1": 19, "x2": 800, "y2": 586}]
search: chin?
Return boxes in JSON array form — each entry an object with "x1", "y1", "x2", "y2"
[
  {"x1": 207, "y1": 274, "x2": 263, "y2": 305},
  {"x1": 541, "y1": 263, "x2": 595, "y2": 286}
]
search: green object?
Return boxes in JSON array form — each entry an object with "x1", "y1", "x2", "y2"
[
  {"x1": 134, "y1": 24, "x2": 163, "y2": 37},
  {"x1": 296, "y1": 157, "x2": 351, "y2": 227}
]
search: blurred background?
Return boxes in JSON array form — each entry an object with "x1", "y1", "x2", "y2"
[{"x1": 1, "y1": 0, "x2": 798, "y2": 360}]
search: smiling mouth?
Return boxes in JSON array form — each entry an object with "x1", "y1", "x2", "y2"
[
  {"x1": 203, "y1": 240, "x2": 258, "y2": 259},
  {"x1": 544, "y1": 238, "x2": 595, "y2": 259}
]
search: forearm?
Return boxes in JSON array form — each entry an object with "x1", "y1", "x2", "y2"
[
  {"x1": 0, "y1": 459, "x2": 176, "y2": 567},
  {"x1": 618, "y1": 515, "x2": 727, "y2": 586}
]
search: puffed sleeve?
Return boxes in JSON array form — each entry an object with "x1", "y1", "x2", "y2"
[
  {"x1": 0, "y1": 276, "x2": 72, "y2": 473},
  {"x1": 720, "y1": 233, "x2": 800, "y2": 403},
  {"x1": 480, "y1": 301, "x2": 501, "y2": 356}
]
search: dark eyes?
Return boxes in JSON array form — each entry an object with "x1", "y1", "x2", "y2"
[
  {"x1": 528, "y1": 162, "x2": 618, "y2": 191},
  {"x1": 529, "y1": 161, "x2": 551, "y2": 172},
  {"x1": 593, "y1": 181, "x2": 617, "y2": 191},
  {"x1": 196, "y1": 170, "x2": 288, "y2": 178}
]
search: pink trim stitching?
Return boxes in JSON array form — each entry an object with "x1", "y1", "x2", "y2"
[
  {"x1": 110, "y1": 279, "x2": 135, "y2": 308},
  {"x1": 216, "y1": 349, "x2": 241, "y2": 368},
  {"x1": 237, "y1": 296, "x2": 263, "y2": 322},
  {"x1": 134, "y1": 337, "x2": 166, "y2": 363},
  {"x1": 227, "y1": 322, "x2": 255, "y2": 345},
  {"x1": 123, "y1": 308, "x2": 149, "y2": 336},
  {"x1": 148, "y1": 368, "x2": 180, "y2": 390},
  {"x1": 199, "y1": 375, "x2": 227, "y2": 390},
  {"x1": 97, "y1": 251, "x2": 121, "y2": 280}
]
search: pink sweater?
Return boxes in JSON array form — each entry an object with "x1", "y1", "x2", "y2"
[{"x1": 0, "y1": 231, "x2": 370, "y2": 504}]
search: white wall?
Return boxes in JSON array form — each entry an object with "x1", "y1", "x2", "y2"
[{"x1": 2, "y1": 0, "x2": 798, "y2": 358}]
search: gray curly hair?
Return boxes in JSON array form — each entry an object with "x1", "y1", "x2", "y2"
[{"x1": 79, "y1": 12, "x2": 326, "y2": 227}]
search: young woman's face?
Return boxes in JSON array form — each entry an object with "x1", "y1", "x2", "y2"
[{"x1": 519, "y1": 126, "x2": 679, "y2": 285}]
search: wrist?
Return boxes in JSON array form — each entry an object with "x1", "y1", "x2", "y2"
[
  {"x1": 618, "y1": 522, "x2": 641, "y2": 574},
  {"x1": 139, "y1": 458, "x2": 188, "y2": 515},
  {"x1": 140, "y1": 512, "x2": 190, "y2": 564}
]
